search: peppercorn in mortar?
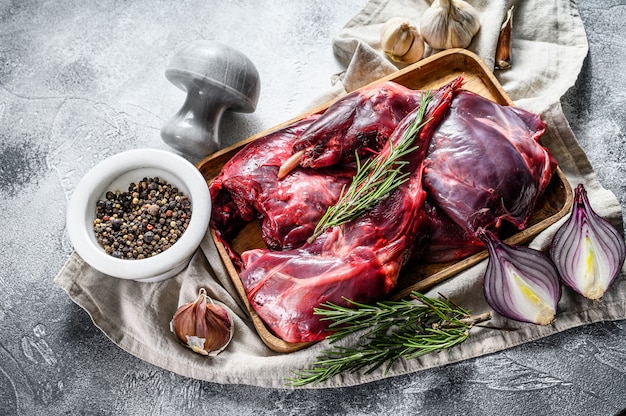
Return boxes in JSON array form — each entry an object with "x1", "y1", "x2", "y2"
[{"x1": 93, "y1": 177, "x2": 192, "y2": 259}]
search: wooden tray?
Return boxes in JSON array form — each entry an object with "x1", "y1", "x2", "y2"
[{"x1": 197, "y1": 49, "x2": 574, "y2": 353}]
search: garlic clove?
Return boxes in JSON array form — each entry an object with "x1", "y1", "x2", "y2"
[
  {"x1": 495, "y1": 6, "x2": 514, "y2": 70},
  {"x1": 170, "y1": 288, "x2": 233, "y2": 356},
  {"x1": 380, "y1": 17, "x2": 425, "y2": 64},
  {"x1": 420, "y1": 0, "x2": 481, "y2": 50}
]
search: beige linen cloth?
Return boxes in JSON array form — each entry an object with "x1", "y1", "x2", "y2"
[{"x1": 55, "y1": 0, "x2": 626, "y2": 389}]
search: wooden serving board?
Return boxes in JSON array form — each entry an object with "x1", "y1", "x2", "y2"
[{"x1": 196, "y1": 49, "x2": 573, "y2": 353}]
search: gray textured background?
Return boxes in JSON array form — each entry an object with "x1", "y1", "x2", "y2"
[{"x1": 1, "y1": 1, "x2": 625, "y2": 415}]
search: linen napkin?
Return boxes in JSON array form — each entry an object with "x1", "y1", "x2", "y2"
[{"x1": 55, "y1": 0, "x2": 626, "y2": 389}]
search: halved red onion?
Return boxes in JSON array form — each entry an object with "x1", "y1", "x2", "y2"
[
  {"x1": 550, "y1": 183, "x2": 625, "y2": 300},
  {"x1": 478, "y1": 229, "x2": 562, "y2": 325}
]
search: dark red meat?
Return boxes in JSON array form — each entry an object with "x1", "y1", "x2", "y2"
[
  {"x1": 209, "y1": 78, "x2": 556, "y2": 344},
  {"x1": 238, "y1": 80, "x2": 461, "y2": 342},
  {"x1": 210, "y1": 116, "x2": 354, "y2": 256},
  {"x1": 292, "y1": 81, "x2": 423, "y2": 169},
  {"x1": 211, "y1": 80, "x2": 430, "y2": 257},
  {"x1": 420, "y1": 199, "x2": 484, "y2": 263},
  {"x1": 423, "y1": 90, "x2": 556, "y2": 235}
]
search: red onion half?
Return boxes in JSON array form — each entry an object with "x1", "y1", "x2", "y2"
[
  {"x1": 550, "y1": 183, "x2": 625, "y2": 300},
  {"x1": 478, "y1": 229, "x2": 562, "y2": 325}
]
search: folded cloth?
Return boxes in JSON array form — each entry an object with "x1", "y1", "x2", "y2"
[
  {"x1": 317, "y1": 0, "x2": 589, "y2": 113},
  {"x1": 55, "y1": 0, "x2": 626, "y2": 389}
]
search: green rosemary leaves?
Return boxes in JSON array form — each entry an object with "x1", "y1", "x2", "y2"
[
  {"x1": 287, "y1": 292, "x2": 490, "y2": 387},
  {"x1": 308, "y1": 92, "x2": 433, "y2": 243}
]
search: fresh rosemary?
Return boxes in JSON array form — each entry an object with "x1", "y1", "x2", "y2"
[
  {"x1": 286, "y1": 292, "x2": 490, "y2": 387},
  {"x1": 307, "y1": 92, "x2": 434, "y2": 243}
]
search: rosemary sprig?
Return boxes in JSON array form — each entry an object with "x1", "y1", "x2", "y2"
[
  {"x1": 286, "y1": 292, "x2": 490, "y2": 387},
  {"x1": 307, "y1": 92, "x2": 433, "y2": 243}
]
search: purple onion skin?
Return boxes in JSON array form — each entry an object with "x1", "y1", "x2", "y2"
[
  {"x1": 479, "y1": 229, "x2": 562, "y2": 325},
  {"x1": 550, "y1": 183, "x2": 626, "y2": 300}
]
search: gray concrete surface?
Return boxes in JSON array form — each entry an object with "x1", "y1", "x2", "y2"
[{"x1": 1, "y1": 1, "x2": 625, "y2": 415}]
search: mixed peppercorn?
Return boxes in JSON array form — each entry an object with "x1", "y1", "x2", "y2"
[{"x1": 93, "y1": 177, "x2": 192, "y2": 259}]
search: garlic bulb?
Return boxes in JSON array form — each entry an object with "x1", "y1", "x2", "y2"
[
  {"x1": 420, "y1": 0, "x2": 481, "y2": 50},
  {"x1": 170, "y1": 288, "x2": 233, "y2": 356},
  {"x1": 380, "y1": 17, "x2": 425, "y2": 64}
]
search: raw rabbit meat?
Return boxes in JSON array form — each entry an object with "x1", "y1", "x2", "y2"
[
  {"x1": 209, "y1": 77, "x2": 556, "y2": 344},
  {"x1": 238, "y1": 80, "x2": 461, "y2": 342},
  {"x1": 292, "y1": 81, "x2": 424, "y2": 169},
  {"x1": 423, "y1": 90, "x2": 556, "y2": 236},
  {"x1": 211, "y1": 81, "x2": 428, "y2": 257},
  {"x1": 420, "y1": 199, "x2": 484, "y2": 263},
  {"x1": 210, "y1": 116, "x2": 354, "y2": 258}
]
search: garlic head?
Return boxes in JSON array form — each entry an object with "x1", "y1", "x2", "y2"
[
  {"x1": 380, "y1": 17, "x2": 425, "y2": 64},
  {"x1": 420, "y1": 0, "x2": 481, "y2": 50},
  {"x1": 170, "y1": 288, "x2": 233, "y2": 356}
]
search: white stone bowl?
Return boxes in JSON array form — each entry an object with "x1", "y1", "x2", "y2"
[{"x1": 66, "y1": 148, "x2": 211, "y2": 282}]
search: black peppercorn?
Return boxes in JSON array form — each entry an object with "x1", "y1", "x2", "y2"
[
  {"x1": 144, "y1": 231, "x2": 155, "y2": 242},
  {"x1": 93, "y1": 176, "x2": 192, "y2": 260},
  {"x1": 111, "y1": 218, "x2": 122, "y2": 231}
]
